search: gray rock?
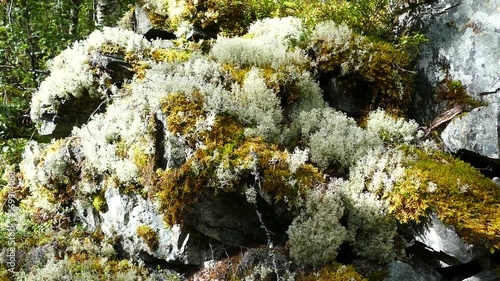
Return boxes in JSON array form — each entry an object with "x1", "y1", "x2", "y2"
[
  {"x1": 183, "y1": 189, "x2": 289, "y2": 246},
  {"x1": 441, "y1": 103, "x2": 499, "y2": 159},
  {"x1": 464, "y1": 271, "x2": 500, "y2": 281},
  {"x1": 74, "y1": 198, "x2": 100, "y2": 232},
  {"x1": 237, "y1": 247, "x2": 294, "y2": 280},
  {"x1": 134, "y1": 3, "x2": 154, "y2": 36},
  {"x1": 412, "y1": 0, "x2": 500, "y2": 123},
  {"x1": 416, "y1": 214, "x2": 473, "y2": 264},
  {"x1": 99, "y1": 187, "x2": 208, "y2": 265},
  {"x1": 134, "y1": 4, "x2": 176, "y2": 41},
  {"x1": 385, "y1": 261, "x2": 424, "y2": 281},
  {"x1": 492, "y1": 177, "x2": 500, "y2": 186}
]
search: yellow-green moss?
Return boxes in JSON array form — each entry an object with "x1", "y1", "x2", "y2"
[
  {"x1": 160, "y1": 92, "x2": 207, "y2": 147},
  {"x1": 92, "y1": 192, "x2": 108, "y2": 212},
  {"x1": 136, "y1": 225, "x2": 159, "y2": 250},
  {"x1": 182, "y1": 0, "x2": 260, "y2": 36},
  {"x1": 388, "y1": 146, "x2": 500, "y2": 251},
  {"x1": 115, "y1": 139, "x2": 128, "y2": 159},
  {"x1": 151, "y1": 48, "x2": 192, "y2": 63},
  {"x1": 312, "y1": 33, "x2": 414, "y2": 114},
  {"x1": 176, "y1": 0, "x2": 399, "y2": 38},
  {"x1": 154, "y1": 93, "x2": 323, "y2": 225},
  {"x1": 298, "y1": 263, "x2": 368, "y2": 281},
  {"x1": 96, "y1": 43, "x2": 127, "y2": 56}
]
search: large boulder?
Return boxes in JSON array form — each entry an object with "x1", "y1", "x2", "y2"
[{"x1": 412, "y1": 0, "x2": 500, "y2": 123}]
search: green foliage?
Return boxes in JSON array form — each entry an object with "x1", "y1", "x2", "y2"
[
  {"x1": 436, "y1": 77, "x2": 486, "y2": 109},
  {"x1": 162, "y1": 0, "x2": 414, "y2": 38},
  {"x1": 0, "y1": 0, "x2": 98, "y2": 183}
]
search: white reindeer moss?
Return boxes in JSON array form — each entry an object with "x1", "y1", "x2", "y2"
[
  {"x1": 30, "y1": 28, "x2": 152, "y2": 124},
  {"x1": 288, "y1": 187, "x2": 347, "y2": 267},
  {"x1": 296, "y1": 107, "x2": 382, "y2": 170},
  {"x1": 366, "y1": 108, "x2": 422, "y2": 143},
  {"x1": 211, "y1": 17, "x2": 308, "y2": 69}
]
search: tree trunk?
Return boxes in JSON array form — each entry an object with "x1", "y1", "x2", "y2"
[
  {"x1": 69, "y1": 0, "x2": 82, "y2": 35},
  {"x1": 95, "y1": 0, "x2": 118, "y2": 27}
]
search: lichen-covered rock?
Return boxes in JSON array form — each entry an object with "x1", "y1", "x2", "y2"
[
  {"x1": 413, "y1": 0, "x2": 500, "y2": 123},
  {"x1": 30, "y1": 28, "x2": 152, "y2": 137},
  {"x1": 441, "y1": 103, "x2": 500, "y2": 159},
  {"x1": 12, "y1": 6, "x2": 500, "y2": 279},
  {"x1": 99, "y1": 187, "x2": 207, "y2": 264},
  {"x1": 133, "y1": 3, "x2": 177, "y2": 40}
]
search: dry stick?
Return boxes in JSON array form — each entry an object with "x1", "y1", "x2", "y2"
[{"x1": 423, "y1": 104, "x2": 462, "y2": 138}]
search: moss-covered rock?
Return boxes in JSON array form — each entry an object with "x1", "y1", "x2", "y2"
[{"x1": 9, "y1": 2, "x2": 500, "y2": 279}]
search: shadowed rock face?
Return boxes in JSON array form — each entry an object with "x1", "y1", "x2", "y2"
[
  {"x1": 38, "y1": 92, "x2": 106, "y2": 138},
  {"x1": 183, "y1": 189, "x2": 290, "y2": 247},
  {"x1": 319, "y1": 74, "x2": 370, "y2": 119},
  {"x1": 36, "y1": 52, "x2": 134, "y2": 138}
]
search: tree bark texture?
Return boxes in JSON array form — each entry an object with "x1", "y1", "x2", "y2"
[{"x1": 95, "y1": 0, "x2": 118, "y2": 27}]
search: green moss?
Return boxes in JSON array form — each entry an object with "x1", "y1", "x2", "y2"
[
  {"x1": 96, "y1": 43, "x2": 127, "y2": 55},
  {"x1": 298, "y1": 263, "x2": 368, "y2": 281},
  {"x1": 368, "y1": 271, "x2": 390, "y2": 281},
  {"x1": 136, "y1": 225, "x2": 159, "y2": 250},
  {"x1": 115, "y1": 139, "x2": 128, "y2": 159},
  {"x1": 92, "y1": 192, "x2": 108, "y2": 212},
  {"x1": 388, "y1": 146, "x2": 500, "y2": 251},
  {"x1": 174, "y1": 0, "x2": 401, "y2": 38},
  {"x1": 222, "y1": 64, "x2": 252, "y2": 85},
  {"x1": 182, "y1": 0, "x2": 262, "y2": 36},
  {"x1": 436, "y1": 77, "x2": 487, "y2": 109},
  {"x1": 160, "y1": 92, "x2": 207, "y2": 147}
]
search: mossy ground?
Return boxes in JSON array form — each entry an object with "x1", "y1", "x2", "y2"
[{"x1": 298, "y1": 263, "x2": 368, "y2": 281}]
